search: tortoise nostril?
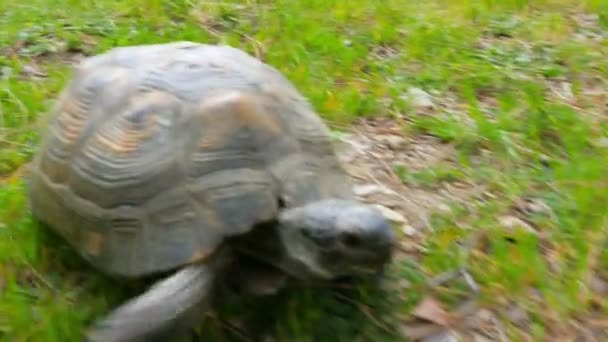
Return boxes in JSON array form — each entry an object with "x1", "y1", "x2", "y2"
[
  {"x1": 341, "y1": 232, "x2": 362, "y2": 248},
  {"x1": 277, "y1": 197, "x2": 287, "y2": 208}
]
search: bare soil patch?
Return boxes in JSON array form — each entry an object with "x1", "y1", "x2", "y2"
[
  {"x1": 335, "y1": 117, "x2": 608, "y2": 340},
  {"x1": 335, "y1": 117, "x2": 477, "y2": 249}
]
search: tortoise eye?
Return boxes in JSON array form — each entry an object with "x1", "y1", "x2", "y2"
[
  {"x1": 278, "y1": 196, "x2": 292, "y2": 208},
  {"x1": 340, "y1": 232, "x2": 362, "y2": 248},
  {"x1": 301, "y1": 228, "x2": 335, "y2": 248},
  {"x1": 277, "y1": 197, "x2": 286, "y2": 208}
]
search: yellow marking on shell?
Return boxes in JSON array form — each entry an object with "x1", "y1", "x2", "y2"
[
  {"x1": 94, "y1": 113, "x2": 160, "y2": 154},
  {"x1": 230, "y1": 94, "x2": 282, "y2": 135},
  {"x1": 91, "y1": 91, "x2": 176, "y2": 154},
  {"x1": 197, "y1": 92, "x2": 282, "y2": 149},
  {"x1": 189, "y1": 247, "x2": 212, "y2": 263},
  {"x1": 54, "y1": 68, "x2": 131, "y2": 146},
  {"x1": 85, "y1": 232, "x2": 104, "y2": 256},
  {"x1": 200, "y1": 206, "x2": 223, "y2": 228},
  {"x1": 55, "y1": 98, "x2": 87, "y2": 144},
  {"x1": 198, "y1": 128, "x2": 225, "y2": 150},
  {"x1": 61, "y1": 97, "x2": 80, "y2": 114}
]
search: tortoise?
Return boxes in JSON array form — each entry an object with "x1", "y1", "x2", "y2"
[{"x1": 27, "y1": 41, "x2": 396, "y2": 341}]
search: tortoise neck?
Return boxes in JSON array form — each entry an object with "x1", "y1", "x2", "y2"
[{"x1": 228, "y1": 220, "x2": 287, "y2": 269}]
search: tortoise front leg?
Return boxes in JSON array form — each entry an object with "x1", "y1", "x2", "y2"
[
  {"x1": 86, "y1": 263, "x2": 217, "y2": 342},
  {"x1": 218, "y1": 255, "x2": 288, "y2": 299}
]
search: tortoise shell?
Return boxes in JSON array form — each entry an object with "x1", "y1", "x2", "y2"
[{"x1": 28, "y1": 42, "x2": 354, "y2": 278}]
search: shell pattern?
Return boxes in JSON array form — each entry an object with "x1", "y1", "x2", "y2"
[{"x1": 28, "y1": 42, "x2": 354, "y2": 278}]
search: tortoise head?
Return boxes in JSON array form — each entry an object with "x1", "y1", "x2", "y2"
[{"x1": 276, "y1": 199, "x2": 395, "y2": 280}]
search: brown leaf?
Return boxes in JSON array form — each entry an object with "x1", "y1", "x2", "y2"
[
  {"x1": 21, "y1": 64, "x2": 47, "y2": 78},
  {"x1": 587, "y1": 317, "x2": 608, "y2": 328},
  {"x1": 412, "y1": 296, "x2": 452, "y2": 327},
  {"x1": 373, "y1": 204, "x2": 408, "y2": 223},
  {"x1": 498, "y1": 215, "x2": 537, "y2": 236},
  {"x1": 402, "y1": 224, "x2": 417, "y2": 237},
  {"x1": 401, "y1": 322, "x2": 445, "y2": 340},
  {"x1": 422, "y1": 329, "x2": 460, "y2": 342},
  {"x1": 590, "y1": 274, "x2": 608, "y2": 295},
  {"x1": 402, "y1": 87, "x2": 435, "y2": 109},
  {"x1": 377, "y1": 134, "x2": 407, "y2": 149},
  {"x1": 353, "y1": 184, "x2": 389, "y2": 196},
  {"x1": 504, "y1": 303, "x2": 530, "y2": 328}
]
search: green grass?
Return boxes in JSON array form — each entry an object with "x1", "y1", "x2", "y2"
[{"x1": 1, "y1": 0, "x2": 608, "y2": 340}]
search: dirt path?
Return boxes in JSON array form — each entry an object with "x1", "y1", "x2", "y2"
[
  {"x1": 336, "y1": 117, "x2": 478, "y2": 255},
  {"x1": 335, "y1": 117, "x2": 608, "y2": 341}
]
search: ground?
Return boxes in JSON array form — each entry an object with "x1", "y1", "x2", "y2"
[{"x1": 1, "y1": 0, "x2": 607, "y2": 341}]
